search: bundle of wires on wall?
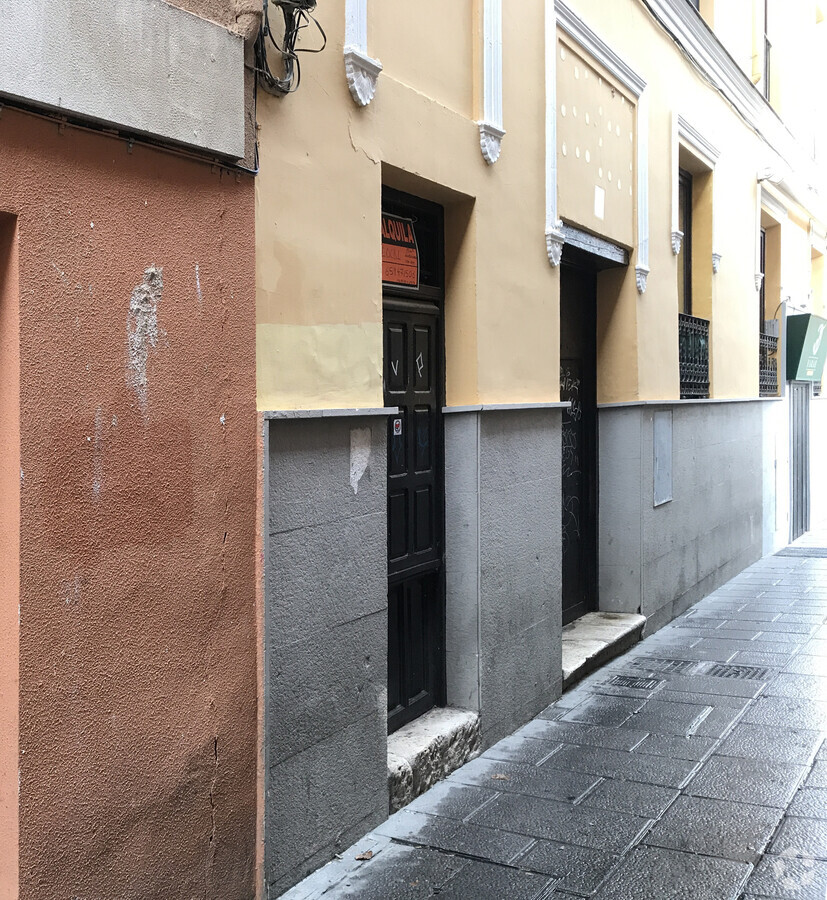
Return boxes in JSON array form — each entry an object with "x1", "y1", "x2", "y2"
[{"x1": 254, "y1": 0, "x2": 326, "y2": 95}]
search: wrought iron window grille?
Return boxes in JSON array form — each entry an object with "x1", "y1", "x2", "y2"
[
  {"x1": 759, "y1": 331, "x2": 778, "y2": 397},
  {"x1": 679, "y1": 312, "x2": 710, "y2": 399}
]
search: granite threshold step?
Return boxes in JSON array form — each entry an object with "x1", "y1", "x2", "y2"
[{"x1": 562, "y1": 611, "x2": 646, "y2": 691}]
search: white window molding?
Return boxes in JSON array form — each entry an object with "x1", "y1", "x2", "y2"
[
  {"x1": 344, "y1": 0, "x2": 382, "y2": 107},
  {"x1": 550, "y1": 1, "x2": 649, "y2": 293},
  {"x1": 478, "y1": 0, "x2": 505, "y2": 164},
  {"x1": 675, "y1": 114, "x2": 721, "y2": 274}
]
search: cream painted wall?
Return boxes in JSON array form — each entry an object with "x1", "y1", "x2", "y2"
[
  {"x1": 256, "y1": 0, "x2": 827, "y2": 409},
  {"x1": 256, "y1": 0, "x2": 555, "y2": 410}
]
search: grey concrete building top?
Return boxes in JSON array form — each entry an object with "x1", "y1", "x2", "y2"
[{"x1": 1, "y1": 0, "x2": 245, "y2": 157}]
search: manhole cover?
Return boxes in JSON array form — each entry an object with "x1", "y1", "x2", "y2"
[
  {"x1": 705, "y1": 663, "x2": 769, "y2": 681},
  {"x1": 631, "y1": 657, "x2": 699, "y2": 675},
  {"x1": 608, "y1": 674, "x2": 662, "y2": 690}
]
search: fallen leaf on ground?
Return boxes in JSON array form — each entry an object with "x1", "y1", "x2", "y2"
[{"x1": 355, "y1": 850, "x2": 373, "y2": 861}]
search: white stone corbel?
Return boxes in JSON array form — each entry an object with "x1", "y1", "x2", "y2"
[
  {"x1": 635, "y1": 265, "x2": 650, "y2": 294},
  {"x1": 755, "y1": 272, "x2": 764, "y2": 291},
  {"x1": 671, "y1": 230, "x2": 684, "y2": 255},
  {"x1": 545, "y1": 1, "x2": 563, "y2": 265},
  {"x1": 712, "y1": 252, "x2": 722, "y2": 273},
  {"x1": 344, "y1": 0, "x2": 382, "y2": 106},
  {"x1": 478, "y1": 0, "x2": 504, "y2": 164}
]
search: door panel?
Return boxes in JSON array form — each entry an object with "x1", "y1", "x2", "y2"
[
  {"x1": 560, "y1": 262, "x2": 598, "y2": 625},
  {"x1": 790, "y1": 380, "x2": 810, "y2": 541},
  {"x1": 384, "y1": 306, "x2": 444, "y2": 732}
]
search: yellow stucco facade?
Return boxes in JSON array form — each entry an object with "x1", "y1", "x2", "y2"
[{"x1": 255, "y1": 0, "x2": 827, "y2": 409}]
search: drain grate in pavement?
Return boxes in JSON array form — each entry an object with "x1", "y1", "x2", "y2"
[
  {"x1": 776, "y1": 547, "x2": 827, "y2": 557},
  {"x1": 630, "y1": 657, "x2": 700, "y2": 675},
  {"x1": 608, "y1": 674, "x2": 662, "y2": 690},
  {"x1": 705, "y1": 662, "x2": 769, "y2": 680}
]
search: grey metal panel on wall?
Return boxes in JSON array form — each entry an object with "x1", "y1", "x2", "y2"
[
  {"x1": 264, "y1": 417, "x2": 388, "y2": 897},
  {"x1": 1, "y1": 0, "x2": 245, "y2": 157},
  {"x1": 599, "y1": 403, "x2": 763, "y2": 631},
  {"x1": 653, "y1": 410, "x2": 673, "y2": 506},
  {"x1": 444, "y1": 409, "x2": 562, "y2": 748}
]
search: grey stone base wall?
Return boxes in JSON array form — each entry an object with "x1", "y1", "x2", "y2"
[
  {"x1": 444, "y1": 408, "x2": 563, "y2": 747},
  {"x1": 264, "y1": 416, "x2": 388, "y2": 898},
  {"x1": 599, "y1": 402, "x2": 764, "y2": 634}
]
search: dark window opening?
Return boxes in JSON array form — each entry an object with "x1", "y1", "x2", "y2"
[{"x1": 677, "y1": 169, "x2": 693, "y2": 316}]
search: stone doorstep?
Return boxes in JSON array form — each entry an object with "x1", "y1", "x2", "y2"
[
  {"x1": 387, "y1": 707, "x2": 481, "y2": 814},
  {"x1": 562, "y1": 611, "x2": 646, "y2": 691}
]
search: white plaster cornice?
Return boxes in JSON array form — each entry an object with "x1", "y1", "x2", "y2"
[
  {"x1": 344, "y1": 0, "x2": 381, "y2": 106},
  {"x1": 478, "y1": 0, "x2": 504, "y2": 165},
  {"x1": 545, "y1": 0, "x2": 562, "y2": 265},
  {"x1": 646, "y1": 0, "x2": 825, "y2": 221},
  {"x1": 677, "y1": 115, "x2": 720, "y2": 169}
]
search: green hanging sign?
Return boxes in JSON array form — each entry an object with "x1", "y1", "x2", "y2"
[{"x1": 786, "y1": 313, "x2": 827, "y2": 382}]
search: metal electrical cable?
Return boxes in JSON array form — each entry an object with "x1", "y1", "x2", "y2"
[{"x1": 254, "y1": 0, "x2": 326, "y2": 96}]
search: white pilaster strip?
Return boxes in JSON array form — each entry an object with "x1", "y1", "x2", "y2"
[
  {"x1": 671, "y1": 113, "x2": 683, "y2": 254},
  {"x1": 635, "y1": 89, "x2": 650, "y2": 294},
  {"x1": 344, "y1": 0, "x2": 382, "y2": 106},
  {"x1": 545, "y1": 0, "x2": 565, "y2": 266},
  {"x1": 478, "y1": 0, "x2": 505, "y2": 164}
]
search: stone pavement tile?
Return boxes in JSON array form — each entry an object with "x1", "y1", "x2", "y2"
[
  {"x1": 643, "y1": 795, "x2": 783, "y2": 863},
  {"x1": 764, "y1": 673, "x2": 827, "y2": 699},
  {"x1": 752, "y1": 630, "x2": 809, "y2": 644},
  {"x1": 302, "y1": 843, "x2": 465, "y2": 900},
  {"x1": 770, "y1": 817, "x2": 827, "y2": 861},
  {"x1": 742, "y1": 697, "x2": 827, "y2": 731},
  {"x1": 374, "y1": 809, "x2": 533, "y2": 864},
  {"x1": 807, "y1": 762, "x2": 827, "y2": 788},
  {"x1": 450, "y1": 757, "x2": 597, "y2": 803},
  {"x1": 633, "y1": 732, "x2": 718, "y2": 761},
  {"x1": 436, "y1": 857, "x2": 557, "y2": 900},
  {"x1": 515, "y1": 840, "x2": 620, "y2": 895},
  {"x1": 804, "y1": 640, "x2": 827, "y2": 655},
  {"x1": 734, "y1": 649, "x2": 799, "y2": 667},
  {"x1": 742, "y1": 620, "x2": 820, "y2": 635},
  {"x1": 579, "y1": 778, "x2": 679, "y2": 818},
  {"x1": 651, "y1": 672, "x2": 767, "y2": 698},
  {"x1": 696, "y1": 638, "x2": 801, "y2": 656},
  {"x1": 746, "y1": 853, "x2": 827, "y2": 900},
  {"x1": 783, "y1": 655, "x2": 827, "y2": 676},
  {"x1": 717, "y1": 723, "x2": 823, "y2": 765},
  {"x1": 676, "y1": 627, "x2": 765, "y2": 641},
  {"x1": 404, "y1": 780, "x2": 498, "y2": 822},
  {"x1": 512, "y1": 719, "x2": 648, "y2": 752},
  {"x1": 541, "y1": 743, "x2": 697, "y2": 787},
  {"x1": 630, "y1": 644, "x2": 737, "y2": 662},
  {"x1": 787, "y1": 787, "x2": 827, "y2": 819},
  {"x1": 469, "y1": 793, "x2": 650, "y2": 854},
  {"x1": 653, "y1": 689, "x2": 752, "y2": 710},
  {"x1": 482, "y1": 731, "x2": 563, "y2": 766},
  {"x1": 589, "y1": 846, "x2": 750, "y2": 900},
  {"x1": 778, "y1": 612, "x2": 826, "y2": 625},
  {"x1": 684, "y1": 755, "x2": 808, "y2": 808},
  {"x1": 622, "y1": 699, "x2": 742, "y2": 739},
  {"x1": 559, "y1": 695, "x2": 646, "y2": 727}
]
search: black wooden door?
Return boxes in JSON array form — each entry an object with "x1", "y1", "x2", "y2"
[
  {"x1": 384, "y1": 305, "x2": 444, "y2": 732},
  {"x1": 790, "y1": 380, "x2": 810, "y2": 541},
  {"x1": 560, "y1": 262, "x2": 597, "y2": 624}
]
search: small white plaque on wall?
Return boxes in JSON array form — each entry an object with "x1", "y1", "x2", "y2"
[{"x1": 594, "y1": 186, "x2": 606, "y2": 220}]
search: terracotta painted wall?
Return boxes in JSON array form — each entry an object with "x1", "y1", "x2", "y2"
[{"x1": 0, "y1": 109, "x2": 257, "y2": 900}]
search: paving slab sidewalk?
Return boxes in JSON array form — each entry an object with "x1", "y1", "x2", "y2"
[{"x1": 281, "y1": 536, "x2": 827, "y2": 900}]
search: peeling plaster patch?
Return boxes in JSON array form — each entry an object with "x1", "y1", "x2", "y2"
[
  {"x1": 195, "y1": 263, "x2": 203, "y2": 306},
  {"x1": 219, "y1": 413, "x2": 226, "y2": 426},
  {"x1": 63, "y1": 575, "x2": 83, "y2": 607},
  {"x1": 349, "y1": 427, "x2": 372, "y2": 494},
  {"x1": 19, "y1": 469, "x2": 24, "y2": 484},
  {"x1": 126, "y1": 266, "x2": 164, "y2": 411}
]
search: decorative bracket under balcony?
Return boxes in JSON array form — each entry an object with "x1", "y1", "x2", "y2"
[
  {"x1": 344, "y1": 46, "x2": 382, "y2": 107},
  {"x1": 755, "y1": 272, "x2": 765, "y2": 291},
  {"x1": 671, "y1": 230, "x2": 683, "y2": 255},
  {"x1": 635, "y1": 265, "x2": 650, "y2": 294},
  {"x1": 478, "y1": 121, "x2": 506, "y2": 165},
  {"x1": 546, "y1": 223, "x2": 565, "y2": 267},
  {"x1": 712, "y1": 252, "x2": 722, "y2": 274}
]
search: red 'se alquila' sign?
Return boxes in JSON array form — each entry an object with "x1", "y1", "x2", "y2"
[{"x1": 382, "y1": 213, "x2": 419, "y2": 288}]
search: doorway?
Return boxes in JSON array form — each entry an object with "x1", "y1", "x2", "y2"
[
  {"x1": 382, "y1": 188, "x2": 446, "y2": 733},
  {"x1": 560, "y1": 259, "x2": 598, "y2": 624}
]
